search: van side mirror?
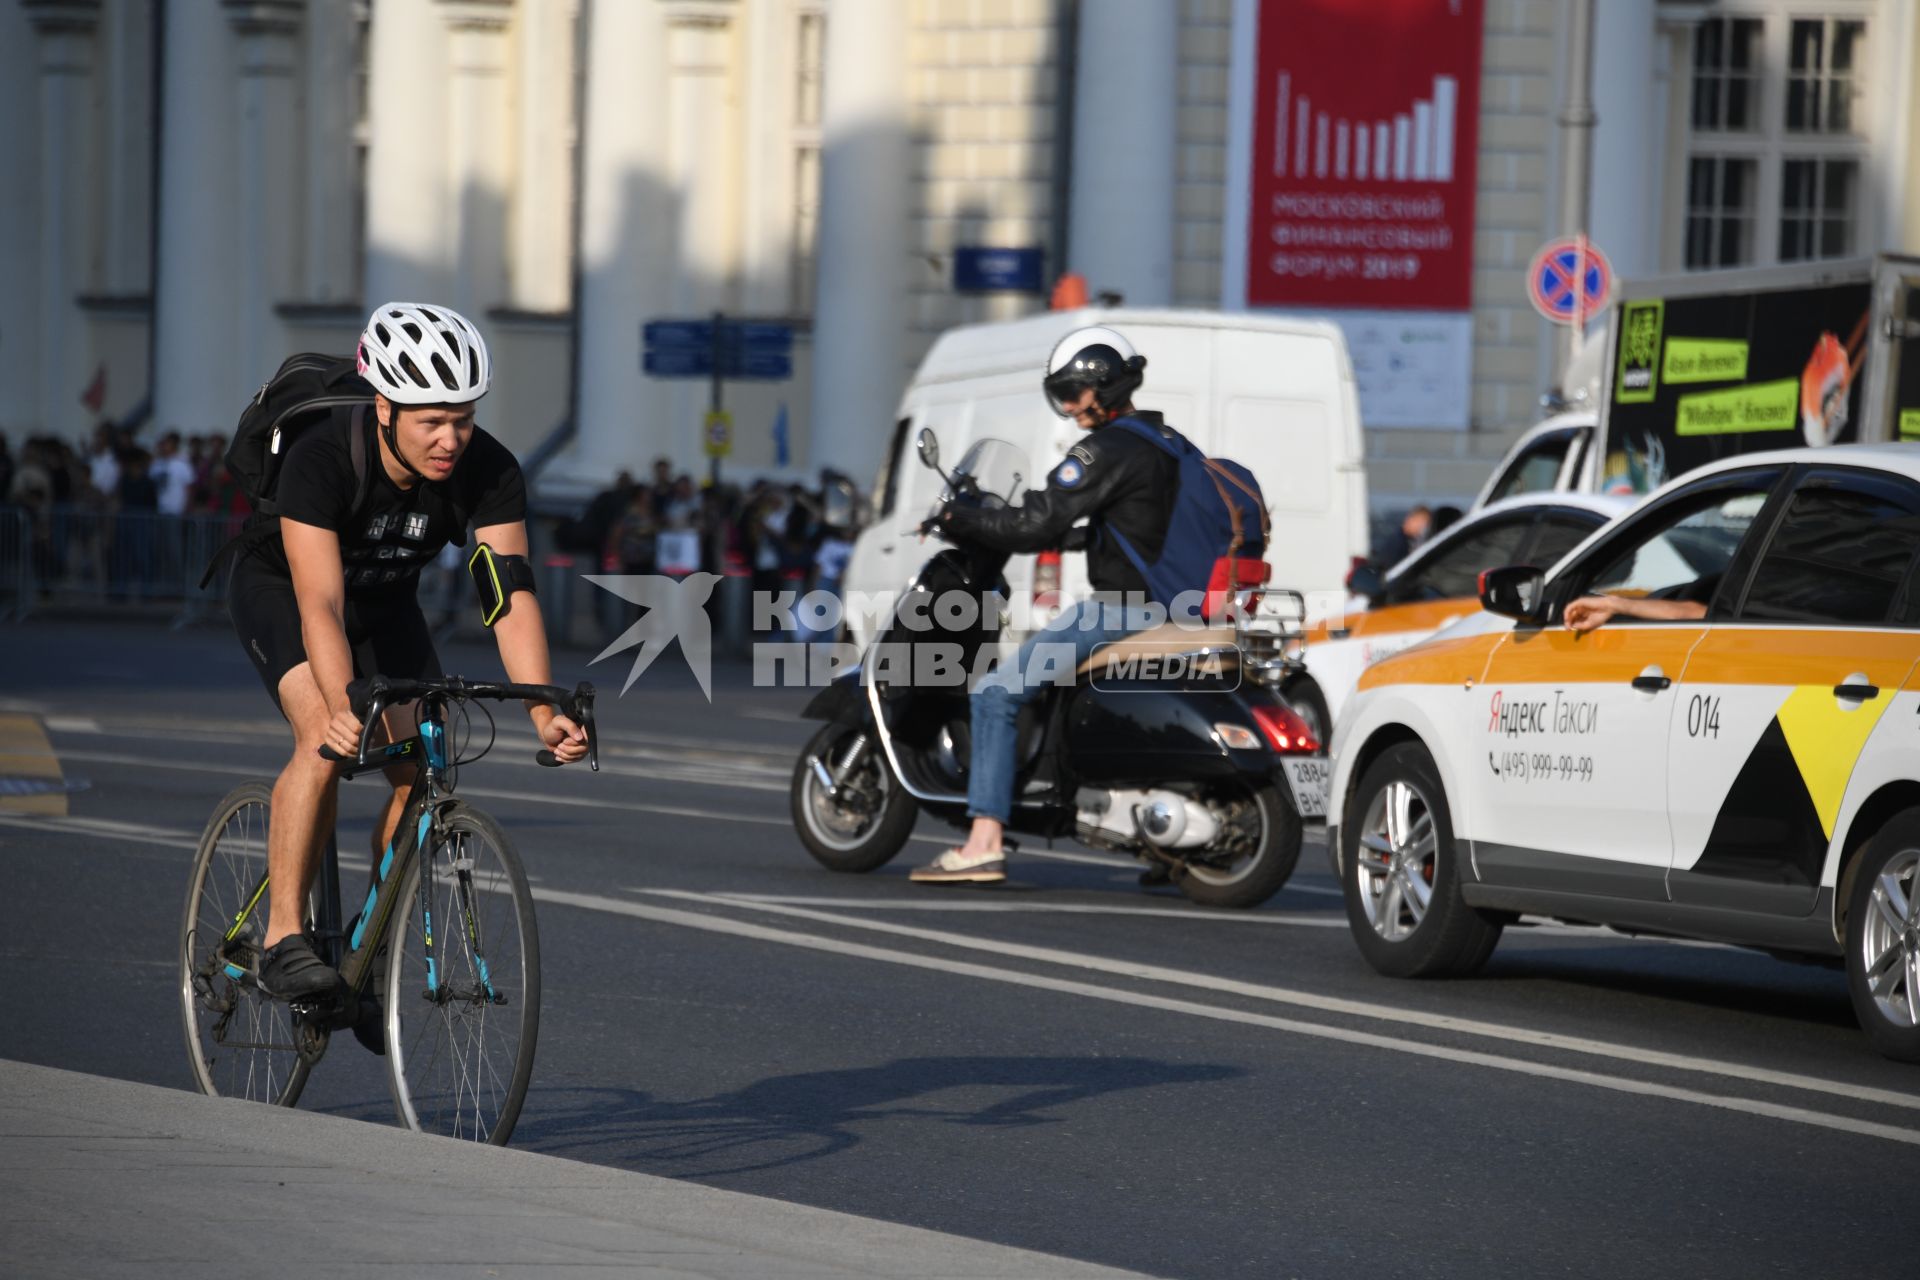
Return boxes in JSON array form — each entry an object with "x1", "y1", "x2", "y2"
[
  {"x1": 1479, "y1": 566, "x2": 1545, "y2": 622},
  {"x1": 916, "y1": 429, "x2": 939, "y2": 471}
]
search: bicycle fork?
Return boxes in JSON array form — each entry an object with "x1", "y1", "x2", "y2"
[{"x1": 418, "y1": 819, "x2": 504, "y2": 1008}]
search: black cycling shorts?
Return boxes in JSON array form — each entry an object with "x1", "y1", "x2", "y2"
[{"x1": 228, "y1": 556, "x2": 442, "y2": 715}]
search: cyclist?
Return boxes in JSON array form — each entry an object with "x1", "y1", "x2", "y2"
[
  {"x1": 227, "y1": 302, "x2": 588, "y2": 1003},
  {"x1": 911, "y1": 325, "x2": 1177, "y2": 884}
]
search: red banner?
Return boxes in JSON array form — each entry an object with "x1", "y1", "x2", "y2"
[{"x1": 1245, "y1": 0, "x2": 1484, "y2": 310}]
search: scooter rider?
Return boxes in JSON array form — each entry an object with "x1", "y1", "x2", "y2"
[{"x1": 911, "y1": 325, "x2": 1180, "y2": 884}]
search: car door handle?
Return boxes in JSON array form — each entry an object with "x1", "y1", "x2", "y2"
[
  {"x1": 1834, "y1": 682, "x2": 1880, "y2": 700},
  {"x1": 1630, "y1": 673, "x2": 1671, "y2": 693}
]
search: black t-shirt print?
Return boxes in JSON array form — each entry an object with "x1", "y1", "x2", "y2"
[{"x1": 250, "y1": 409, "x2": 527, "y2": 598}]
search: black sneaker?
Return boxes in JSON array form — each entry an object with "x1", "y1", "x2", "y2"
[{"x1": 257, "y1": 935, "x2": 341, "y2": 1004}]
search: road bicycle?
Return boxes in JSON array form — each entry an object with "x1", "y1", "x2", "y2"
[{"x1": 177, "y1": 674, "x2": 597, "y2": 1144}]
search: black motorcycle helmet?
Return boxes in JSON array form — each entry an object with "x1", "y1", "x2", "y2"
[{"x1": 1042, "y1": 325, "x2": 1146, "y2": 420}]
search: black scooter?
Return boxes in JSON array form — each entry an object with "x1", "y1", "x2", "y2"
[{"x1": 788, "y1": 431, "x2": 1325, "y2": 908}]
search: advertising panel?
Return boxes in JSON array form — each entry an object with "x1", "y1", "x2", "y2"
[{"x1": 1604, "y1": 282, "x2": 1873, "y2": 494}]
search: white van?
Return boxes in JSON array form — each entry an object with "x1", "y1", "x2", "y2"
[{"x1": 843, "y1": 307, "x2": 1369, "y2": 647}]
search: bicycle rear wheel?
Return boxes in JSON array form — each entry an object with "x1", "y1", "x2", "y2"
[
  {"x1": 384, "y1": 802, "x2": 540, "y2": 1144},
  {"x1": 178, "y1": 780, "x2": 314, "y2": 1106}
]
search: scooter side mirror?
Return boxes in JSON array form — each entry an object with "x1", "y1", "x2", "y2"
[{"x1": 916, "y1": 429, "x2": 940, "y2": 471}]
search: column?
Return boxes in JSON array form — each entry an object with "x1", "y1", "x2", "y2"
[
  {"x1": 439, "y1": 0, "x2": 514, "y2": 317},
  {"x1": 0, "y1": 1, "x2": 43, "y2": 433},
  {"x1": 1066, "y1": 0, "x2": 1177, "y2": 305},
  {"x1": 299, "y1": 0, "x2": 360, "y2": 303},
  {"x1": 151, "y1": 0, "x2": 235, "y2": 433},
  {"x1": 364, "y1": 0, "x2": 452, "y2": 307},
  {"x1": 510, "y1": 0, "x2": 574, "y2": 312},
  {"x1": 663, "y1": 5, "x2": 740, "y2": 466},
  {"x1": 1589, "y1": 0, "x2": 1658, "y2": 280},
  {"x1": 24, "y1": 0, "x2": 102, "y2": 442},
  {"x1": 227, "y1": 2, "x2": 303, "y2": 395},
  {"x1": 568, "y1": 0, "x2": 673, "y2": 481},
  {"x1": 807, "y1": 0, "x2": 909, "y2": 480},
  {"x1": 100, "y1": 0, "x2": 153, "y2": 296}
]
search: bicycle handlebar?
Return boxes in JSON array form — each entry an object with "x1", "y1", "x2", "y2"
[{"x1": 316, "y1": 674, "x2": 599, "y2": 773}]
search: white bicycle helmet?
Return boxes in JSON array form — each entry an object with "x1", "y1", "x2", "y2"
[
  {"x1": 357, "y1": 302, "x2": 491, "y2": 405},
  {"x1": 1043, "y1": 325, "x2": 1145, "y2": 418}
]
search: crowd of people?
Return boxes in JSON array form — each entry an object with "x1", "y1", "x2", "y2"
[
  {"x1": 0, "y1": 423, "x2": 253, "y2": 600},
  {"x1": 557, "y1": 457, "x2": 859, "y2": 641},
  {"x1": 1, "y1": 424, "x2": 863, "y2": 631}
]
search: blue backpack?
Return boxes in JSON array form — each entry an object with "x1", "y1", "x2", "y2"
[{"x1": 1101, "y1": 416, "x2": 1271, "y2": 619}]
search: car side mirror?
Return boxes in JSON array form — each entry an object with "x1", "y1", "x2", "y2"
[
  {"x1": 1479, "y1": 565, "x2": 1545, "y2": 622},
  {"x1": 916, "y1": 429, "x2": 940, "y2": 471}
]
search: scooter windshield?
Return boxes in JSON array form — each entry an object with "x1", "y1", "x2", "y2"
[{"x1": 931, "y1": 438, "x2": 1031, "y2": 521}]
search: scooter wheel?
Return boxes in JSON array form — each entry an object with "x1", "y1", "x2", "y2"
[
  {"x1": 1177, "y1": 781, "x2": 1301, "y2": 909},
  {"x1": 792, "y1": 723, "x2": 919, "y2": 873}
]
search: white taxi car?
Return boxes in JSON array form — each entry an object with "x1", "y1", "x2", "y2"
[
  {"x1": 1286, "y1": 493, "x2": 1630, "y2": 744},
  {"x1": 1328, "y1": 446, "x2": 1920, "y2": 1061}
]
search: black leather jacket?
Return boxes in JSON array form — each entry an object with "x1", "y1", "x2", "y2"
[{"x1": 940, "y1": 411, "x2": 1179, "y2": 598}]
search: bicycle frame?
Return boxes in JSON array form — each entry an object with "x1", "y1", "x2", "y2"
[{"x1": 215, "y1": 696, "x2": 474, "y2": 1030}]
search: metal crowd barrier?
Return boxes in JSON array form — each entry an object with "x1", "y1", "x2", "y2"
[{"x1": 0, "y1": 503, "x2": 251, "y2": 627}]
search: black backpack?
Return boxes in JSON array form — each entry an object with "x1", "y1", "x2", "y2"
[
  {"x1": 228, "y1": 353, "x2": 377, "y2": 515},
  {"x1": 198, "y1": 354, "x2": 378, "y2": 587}
]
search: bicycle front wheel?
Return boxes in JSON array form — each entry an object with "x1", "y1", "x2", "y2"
[
  {"x1": 178, "y1": 780, "x2": 314, "y2": 1106},
  {"x1": 384, "y1": 802, "x2": 541, "y2": 1144}
]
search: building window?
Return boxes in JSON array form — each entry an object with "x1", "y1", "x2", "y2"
[
  {"x1": 1690, "y1": 17, "x2": 1762, "y2": 132},
  {"x1": 1685, "y1": 156, "x2": 1756, "y2": 269},
  {"x1": 1779, "y1": 157, "x2": 1856, "y2": 262},
  {"x1": 1677, "y1": 8, "x2": 1871, "y2": 271},
  {"x1": 1786, "y1": 18, "x2": 1865, "y2": 135},
  {"x1": 791, "y1": 7, "x2": 826, "y2": 315}
]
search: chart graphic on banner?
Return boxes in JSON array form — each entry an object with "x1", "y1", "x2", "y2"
[
  {"x1": 1227, "y1": 0, "x2": 1485, "y2": 429},
  {"x1": 1243, "y1": 0, "x2": 1484, "y2": 310}
]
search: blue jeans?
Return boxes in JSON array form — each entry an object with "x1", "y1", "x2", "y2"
[{"x1": 966, "y1": 599, "x2": 1156, "y2": 823}]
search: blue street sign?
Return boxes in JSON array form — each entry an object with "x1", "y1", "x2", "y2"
[
  {"x1": 642, "y1": 346, "x2": 791, "y2": 380},
  {"x1": 643, "y1": 319, "x2": 714, "y2": 349},
  {"x1": 736, "y1": 350, "x2": 792, "y2": 380},
  {"x1": 644, "y1": 317, "x2": 796, "y2": 379},
  {"x1": 733, "y1": 321, "x2": 794, "y2": 352},
  {"x1": 643, "y1": 348, "x2": 712, "y2": 377},
  {"x1": 954, "y1": 246, "x2": 1045, "y2": 293}
]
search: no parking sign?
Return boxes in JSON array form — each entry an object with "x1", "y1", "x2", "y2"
[{"x1": 1528, "y1": 236, "x2": 1612, "y2": 326}]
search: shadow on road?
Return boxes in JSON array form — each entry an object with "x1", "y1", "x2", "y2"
[
  {"x1": 518, "y1": 1054, "x2": 1245, "y2": 1176},
  {"x1": 1477, "y1": 947, "x2": 1855, "y2": 1028}
]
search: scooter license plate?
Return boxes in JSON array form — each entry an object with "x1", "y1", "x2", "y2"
[{"x1": 1281, "y1": 757, "x2": 1330, "y2": 820}]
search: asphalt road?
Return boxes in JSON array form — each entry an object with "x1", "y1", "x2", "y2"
[{"x1": 2, "y1": 618, "x2": 1915, "y2": 1279}]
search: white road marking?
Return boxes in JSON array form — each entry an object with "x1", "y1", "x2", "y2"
[
  {"x1": 0, "y1": 813, "x2": 198, "y2": 851},
  {"x1": 637, "y1": 890, "x2": 1920, "y2": 1115},
  {"x1": 529, "y1": 889, "x2": 1920, "y2": 1148},
  {"x1": 33, "y1": 748, "x2": 1255, "y2": 875},
  {"x1": 708, "y1": 893, "x2": 1345, "y2": 926},
  {"x1": 11, "y1": 807, "x2": 1914, "y2": 1134}
]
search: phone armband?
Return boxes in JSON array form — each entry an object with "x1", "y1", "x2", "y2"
[{"x1": 467, "y1": 541, "x2": 537, "y2": 627}]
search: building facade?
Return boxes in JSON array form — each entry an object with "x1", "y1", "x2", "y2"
[{"x1": 4, "y1": 0, "x2": 1917, "y2": 508}]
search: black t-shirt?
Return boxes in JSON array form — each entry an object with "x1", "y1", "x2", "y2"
[{"x1": 243, "y1": 409, "x2": 527, "y2": 601}]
